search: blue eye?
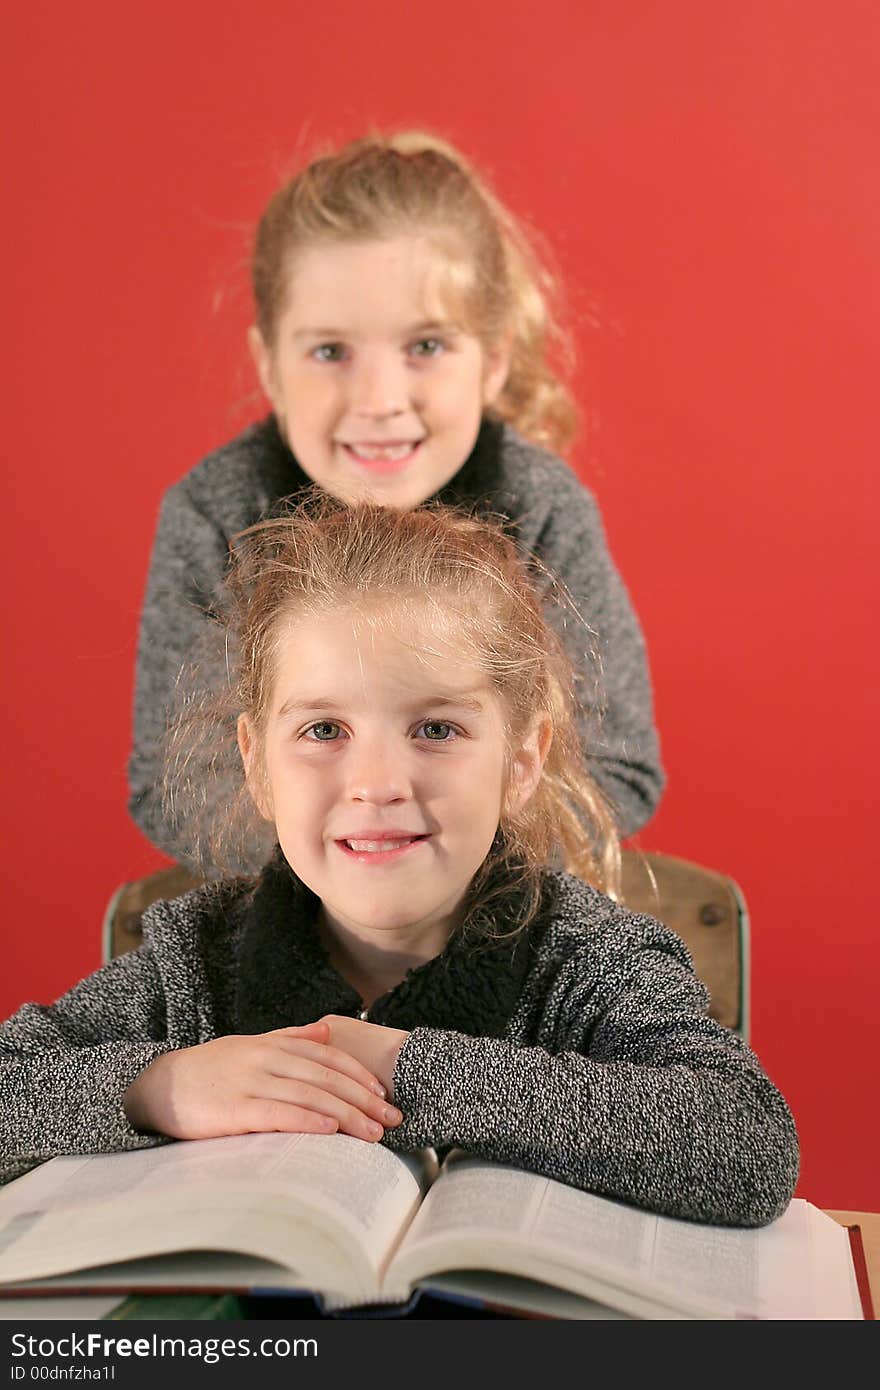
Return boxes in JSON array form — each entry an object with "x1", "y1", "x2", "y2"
[
  {"x1": 409, "y1": 338, "x2": 444, "y2": 358},
  {"x1": 304, "y1": 721, "x2": 343, "y2": 741},
  {"x1": 312, "y1": 343, "x2": 348, "y2": 363},
  {"x1": 417, "y1": 721, "x2": 456, "y2": 741}
]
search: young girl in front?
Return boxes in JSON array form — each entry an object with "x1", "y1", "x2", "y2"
[
  {"x1": 3, "y1": 502, "x2": 797, "y2": 1227},
  {"x1": 130, "y1": 129, "x2": 664, "y2": 871}
]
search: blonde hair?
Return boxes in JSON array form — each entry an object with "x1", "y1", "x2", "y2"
[
  {"x1": 165, "y1": 497, "x2": 619, "y2": 934},
  {"x1": 251, "y1": 130, "x2": 577, "y2": 452}
]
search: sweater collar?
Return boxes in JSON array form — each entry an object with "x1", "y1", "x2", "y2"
[{"x1": 234, "y1": 846, "x2": 545, "y2": 1040}]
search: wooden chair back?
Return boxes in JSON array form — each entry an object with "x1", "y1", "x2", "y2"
[{"x1": 619, "y1": 850, "x2": 749, "y2": 1037}]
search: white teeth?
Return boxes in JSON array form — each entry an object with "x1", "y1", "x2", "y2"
[
  {"x1": 346, "y1": 838, "x2": 416, "y2": 853},
  {"x1": 347, "y1": 443, "x2": 416, "y2": 461}
]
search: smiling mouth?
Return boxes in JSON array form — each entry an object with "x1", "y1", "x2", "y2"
[
  {"x1": 336, "y1": 834, "x2": 429, "y2": 862},
  {"x1": 339, "y1": 441, "x2": 424, "y2": 473},
  {"x1": 342, "y1": 835, "x2": 428, "y2": 852}
]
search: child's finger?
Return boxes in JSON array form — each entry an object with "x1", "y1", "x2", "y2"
[
  {"x1": 272, "y1": 1023, "x2": 330, "y2": 1040},
  {"x1": 239, "y1": 1101, "x2": 341, "y2": 1137},
  {"x1": 258, "y1": 1057, "x2": 402, "y2": 1132},
  {"x1": 254, "y1": 1084, "x2": 392, "y2": 1139},
  {"x1": 270, "y1": 1035, "x2": 388, "y2": 1097}
]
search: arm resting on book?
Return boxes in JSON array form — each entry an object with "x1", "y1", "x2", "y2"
[
  {"x1": 0, "y1": 911, "x2": 401, "y2": 1184},
  {"x1": 0, "y1": 948, "x2": 174, "y2": 1184},
  {"x1": 384, "y1": 947, "x2": 799, "y2": 1229}
]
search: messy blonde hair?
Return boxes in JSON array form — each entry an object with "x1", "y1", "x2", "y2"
[
  {"x1": 252, "y1": 130, "x2": 577, "y2": 452},
  {"x1": 165, "y1": 498, "x2": 619, "y2": 933}
]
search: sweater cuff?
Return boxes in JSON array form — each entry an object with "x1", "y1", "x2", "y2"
[{"x1": 385, "y1": 1026, "x2": 500, "y2": 1152}]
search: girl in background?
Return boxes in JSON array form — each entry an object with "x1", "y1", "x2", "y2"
[
  {"x1": 129, "y1": 130, "x2": 664, "y2": 870},
  {"x1": 4, "y1": 502, "x2": 797, "y2": 1227}
]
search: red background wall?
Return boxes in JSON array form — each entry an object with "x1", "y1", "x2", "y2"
[{"x1": 2, "y1": 2, "x2": 877, "y2": 1210}]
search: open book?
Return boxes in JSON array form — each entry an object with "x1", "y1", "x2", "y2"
[{"x1": 0, "y1": 1134, "x2": 864, "y2": 1320}]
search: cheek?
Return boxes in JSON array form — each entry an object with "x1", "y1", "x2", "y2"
[
  {"x1": 472, "y1": 749, "x2": 509, "y2": 820},
  {"x1": 279, "y1": 366, "x2": 337, "y2": 425},
  {"x1": 457, "y1": 371, "x2": 486, "y2": 416},
  {"x1": 428, "y1": 359, "x2": 483, "y2": 415}
]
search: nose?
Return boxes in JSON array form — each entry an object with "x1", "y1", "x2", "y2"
[
  {"x1": 350, "y1": 351, "x2": 409, "y2": 419},
  {"x1": 346, "y1": 735, "x2": 412, "y2": 806}
]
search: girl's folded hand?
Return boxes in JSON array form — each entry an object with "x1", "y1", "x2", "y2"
[
  {"x1": 318, "y1": 1015, "x2": 410, "y2": 1099},
  {"x1": 122, "y1": 1021, "x2": 403, "y2": 1143}
]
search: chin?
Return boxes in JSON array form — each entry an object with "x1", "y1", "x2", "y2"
[{"x1": 356, "y1": 906, "x2": 424, "y2": 932}]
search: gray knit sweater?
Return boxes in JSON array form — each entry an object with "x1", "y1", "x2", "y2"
[
  {"x1": 129, "y1": 417, "x2": 664, "y2": 866},
  {"x1": 0, "y1": 858, "x2": 798, "y2": 1227}
]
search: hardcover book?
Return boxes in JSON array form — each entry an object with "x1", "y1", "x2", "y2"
[{"x1": 0, "y1": 1133, "x2": 864, "y2": 1320}]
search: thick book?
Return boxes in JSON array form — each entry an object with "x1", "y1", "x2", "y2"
[{"x1": 0, "y1": 1133, "x2": 864, "y2": 1320}]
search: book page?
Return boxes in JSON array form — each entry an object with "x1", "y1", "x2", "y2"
[
  {"x1": 387, "y1": 1157, "x2": 657, "y2": 1312},
  {"x1": 0, "y1": 1134, "x2": 434, "y2": 1298},
  {"x1": 635, "y1": 1196, "x2": 861, "y2": 1319},
  {"x1": 388, "y1": 1156, "x2": 862, "y2": 1319}
]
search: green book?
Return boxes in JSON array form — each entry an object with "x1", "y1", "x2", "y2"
[{"x1": 104, "y1": 1292, "x2": 244, "y2": 1320}]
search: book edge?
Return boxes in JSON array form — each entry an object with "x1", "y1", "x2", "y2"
[{"x1": 845, "y1": 1226, "x2": 875, "y2": 1320}]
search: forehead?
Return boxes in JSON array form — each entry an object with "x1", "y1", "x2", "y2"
[
  {"x1": 269, "y1": 602, "x2": 494, "y2": 708},
  {"x1": 282, "y1": 233, "x2": 475, "y2": 334}
]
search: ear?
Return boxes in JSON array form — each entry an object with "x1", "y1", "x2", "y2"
[
  {"x1": 237, "y1": 713, "x2": 273, "y2": 822},
  {"x1": 482, "y1": 333, "x2": 513, "y2": 407},
  {"x1": 505, "y1": 714, "x2": 553, "y2": 817},
  {"x1": 247, "y1": 325, "x2": 281, "y2": 412}
]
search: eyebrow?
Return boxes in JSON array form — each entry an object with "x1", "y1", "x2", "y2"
[
  {"x1": 276, "y1": 691, "x2": 488, "y2": 719},
  {"x1": 288, "y1": 320, "x2": 462, "y2": 342}
]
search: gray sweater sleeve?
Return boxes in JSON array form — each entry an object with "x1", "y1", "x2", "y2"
[
  {"x1": 0, "y1": 950, "x2": 174, "y2": 1185},
  {"x1": 527, "y1": 468, "x2": 664, "y2": 837},
  {"x1": 0, "y1": 888, "x2": 248, "y2": 1187},
  {"x1": 386, "y1": 936, "x2": 798, "y2": 1228},
  {"x1": 128, "y1": 481, "x2": 235, "y2": 867}
]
